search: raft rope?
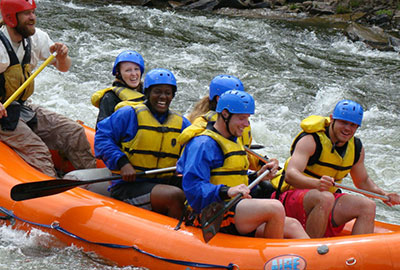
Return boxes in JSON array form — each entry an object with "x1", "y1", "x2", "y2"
[{"x1": 0, "y1": 206, "x2": 237, "y2": 269}]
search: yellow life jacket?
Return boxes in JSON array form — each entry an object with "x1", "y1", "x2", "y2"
[
  {"x1": 120, "y1": 104, "x2": 183, "y2": 179},
  {"x1": 0, "y1": 32, "x2": 33, "y2": 102},
  {"x1": 191, "y1": 110, "x2": 259, "y2": 170},
  {"x1": 196, "y1": 110, "x2": 252, "y2": 147},
  {"x1": 91, "y1": 82, "x2": 144, "y2": 108},
  {"x1": 178, "y1": 123, "x2": 249, "y2": 188},
  {"x1": 271, "y1": 115, "x2": 357, "y2": 193}
]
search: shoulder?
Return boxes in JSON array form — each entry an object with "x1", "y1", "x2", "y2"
[
  {"x1": 187, "y1": 135, "x2": 221, "y2": 154},
  {"x1": 182, "y1": 116, "x2": 192, "y2": 128},
  {"x1": 115, "y1": 105, "x2": 136, "y2": 116},
  {"x1": 30, "y1": 28, "x2": 53, "y2": 47},
  {"x1": 292, "y1": 132, "x2": 318, "y2": 156},
  {"x1": 29, "y1": 28, "x2": 54, "y2": 60},
  {"x1": 185, "y1": 135, "x2": 222, "y2": 160},
  {"x1": 101, "y1": 90, "x2": 119, "y2": 102}
]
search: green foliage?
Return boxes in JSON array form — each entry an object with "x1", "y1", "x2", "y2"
[
  {"x1": 349, "y1": 0, "x2": 361, "y2": 9},
  {"x1": 289, "y1": 4, "x2": 298, "y2": 10},
  {"x1": 336, "y1": 5, "x2": 351, "y2": 14},
  {"x1": 375, "y1": 9, "x2": 393, "y2": 16}
]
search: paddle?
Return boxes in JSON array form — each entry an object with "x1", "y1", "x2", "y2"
[
  {"x1": 244, "y1": 146, "x2": 390, "y2": 202},
  {"x1": 3, "y1": 53, "x2": 56, "y2": 108},
  {"x1": 335, "y1": 183, "x2": 389, "y2": 201},
  {"x1": 249, "y1": 144, "x2": 264, "y2": 150},
  {"x1": 10, "y1": 166, "x2": 176, "y2": 201},
  {"x1": 201, "y1": 168, "x2": 271, "y2": 243}
]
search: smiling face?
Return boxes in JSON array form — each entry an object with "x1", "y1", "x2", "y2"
[
  {"x1": 148, "y1": 84, "x2": 174, "y2": 114},
  {"x1": 15, "y1": 9, "x2": 36, "y2": 38},
  {"x1": 119, "y1": 62, "x2": 141, "y2": 89},
  {"x1": 221, "y1": 110, "x2": 250, "y2": 137},
  {"x1": 329, "y1": 116, "x2": 359, "y2": 146}
]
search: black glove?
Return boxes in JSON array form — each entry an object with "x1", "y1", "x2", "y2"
[{"x1": 0, "y1": 102, "x2": 21, "y2": 131}]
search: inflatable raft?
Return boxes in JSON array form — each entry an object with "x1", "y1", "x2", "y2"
[{"x1": 1, "y1": 125, "x2": 400, "y2": 270}]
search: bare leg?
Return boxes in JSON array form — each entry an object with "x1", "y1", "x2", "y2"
[
  {"x1": 331, "y1": 194, "x2": 376, "y2": 235},
  {"x1": 235, "y1": 199, "x2": 285, "y2": 239},
  {"x1": 284, "y1": 217, "x2": 310, "y2": 239},
  {"x1": 303, "y1": 190, "x2": 335, "y2": 238},
  {"x1": 150, "y1": 184, "x2": 185, "y2": 219}
]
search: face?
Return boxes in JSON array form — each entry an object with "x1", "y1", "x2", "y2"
[
  {"x1": 148, "y1": 84, "x2": 174, "y2": 114},
  {"x1": 224, "y1": 111, "x2": 250, "y2": 137},
  {"x1": 330, "y1": 117, "x2": 359, "y2": 145},
  {"x1": 15, "y1": 9, "x2": 36, "y2": 38},
  {"x1": 118, "y1": 62, "x2": 141, "y2": 89}
]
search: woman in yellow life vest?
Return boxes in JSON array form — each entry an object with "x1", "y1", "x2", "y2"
[{"x1": 91, "y1": 50, "x2": 145, "y2": 127}]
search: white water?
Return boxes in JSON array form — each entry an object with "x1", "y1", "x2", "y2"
[{"x1": 1, "y1": 0, "x2": 399, "y2": 268}]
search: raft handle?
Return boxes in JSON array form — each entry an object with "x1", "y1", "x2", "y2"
[{"x1": 345, "y1": 257, "x2": 357, "y2": 266}]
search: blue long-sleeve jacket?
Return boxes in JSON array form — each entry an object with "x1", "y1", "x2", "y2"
[
  {"x1": 177, "y1": 135, "x2": 226, "y2": 213},
  {"x1": 95, "y1": 105, "x2": 191, "y2": 177}
]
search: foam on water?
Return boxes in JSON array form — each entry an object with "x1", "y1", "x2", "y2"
[{"x1": 2, "y1": 0, "x2": 399, "y2": 267}]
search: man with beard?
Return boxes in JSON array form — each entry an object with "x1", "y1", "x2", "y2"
[{"x1": 0, "y1": 0, "x2": 96, "y2": 177}]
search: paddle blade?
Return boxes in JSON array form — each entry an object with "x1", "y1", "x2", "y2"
[
  {"x1": 201, "y1": 201, "x2": 224, "y2": 243},
  {"x1": 11, "y1": 179, "x2": 86, "y2": 201}
]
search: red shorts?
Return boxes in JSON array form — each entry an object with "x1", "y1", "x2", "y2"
[{"x1": 274, "y1": 189, "x2": 346, "y2": 237}]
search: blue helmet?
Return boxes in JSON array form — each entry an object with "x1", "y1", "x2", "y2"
[
  {"x1": 144, "y1": 68, "x2": 177, "y2": 94},
  {"x1": 209, "y1": 75, "x2": 244, "y2": 101},
  {"x1": 112, "y1": 50, "x2": 145, "y2": 76},
  {"x1": 216, "y1": 90, "x2": 255, "y2": 114},
  {"x1": 332, "y1": 100, "x2": 363, "y2": 126}
]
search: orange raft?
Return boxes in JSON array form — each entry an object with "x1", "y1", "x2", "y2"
[{"x1": 1, "y1": 125, "x2": 400, "y2": 270}]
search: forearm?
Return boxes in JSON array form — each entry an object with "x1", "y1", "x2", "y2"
[
  {"x1": 286, "y1": 168, "x2": 319, "y2": 189},
  {"x1": 55, "y1": 55, "x2": 71, "y2": 72},
  {"x1": 356, "y1": 177, "x2": 387, "y2": 195},
  {"x1": 182, "y1": 172, "x2": 220, "y2": 213}
]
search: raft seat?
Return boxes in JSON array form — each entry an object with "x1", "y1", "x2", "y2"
[{"x1": 63, "y1": 168, "x2": 112, "y2": 197}]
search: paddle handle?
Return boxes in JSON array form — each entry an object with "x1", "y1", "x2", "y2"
[
  {"x1": 228, "y1": 168, "x2": 270, "y2": 207},
  {"x1": 245, "y1": 146, "x2": 389, "y2": 202},
  {"x1": 202, "y1": 168, "x2": 270, "y2": 228},
  {"x1": 335, "y1": 183, "x2": 389, "y2": 201},
  {"x1": 3, "y1": 53, "x2": 55, "y2": 108}
]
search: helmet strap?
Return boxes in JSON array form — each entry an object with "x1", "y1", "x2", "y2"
[{"x1": 221, "y1": 111, "x2": 233, "y2": 137}]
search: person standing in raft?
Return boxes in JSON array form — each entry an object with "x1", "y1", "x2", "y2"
[
  {"x1": 0, "y1": 0, "x2": 96, "y2": 177},
  {"x1": 95, "y1": 68, "x2": 191, "y2": 219},
  {"x1": 270, "y1": 100, "x2": 400, "y2": 238},
  {"x1": 177, "y1": 90, "x2": 309, "y2": 239},
  {"x1": 91, "y1": 50, "x2": 145, "y2": 127}
]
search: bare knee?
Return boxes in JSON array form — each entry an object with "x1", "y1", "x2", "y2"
[
  {"x1": 359, "y1": 198, "x2": 376, "y2": 219},
  {"x1": 151, "y1": 185, "x2": 185, "y2": 219},
  {"x1": 305, "y1": 190, "x2": 335, "y2": 213},
  {"x1": 264, "y1": 199, "x2": 285, "y2": 221}
]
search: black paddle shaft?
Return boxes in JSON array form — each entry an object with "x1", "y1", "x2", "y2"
[
  {"x1": 10, "y1": 166, "x2": 177, "y2": 201},
  {"x1": 10, "y1": 175, "x2": 122, "y2": 201}
]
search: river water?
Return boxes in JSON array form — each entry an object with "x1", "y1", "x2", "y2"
[{"x1": 1, "y1": 0, "x2": 399, "y2": 269}]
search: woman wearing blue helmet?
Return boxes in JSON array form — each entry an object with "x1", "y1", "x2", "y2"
[
  {"x1": 178, "y1": 90, "x2": 309, "y2": 239},
  {"x1": 95, "y1": 68, "x2": 191, "y2": 219},
  {"x1": 187, "y1": 74, "x2": 244, "y2": 123},
  {"x1": 91, "y1": 50, "x2": 146, "y2": 126}
]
